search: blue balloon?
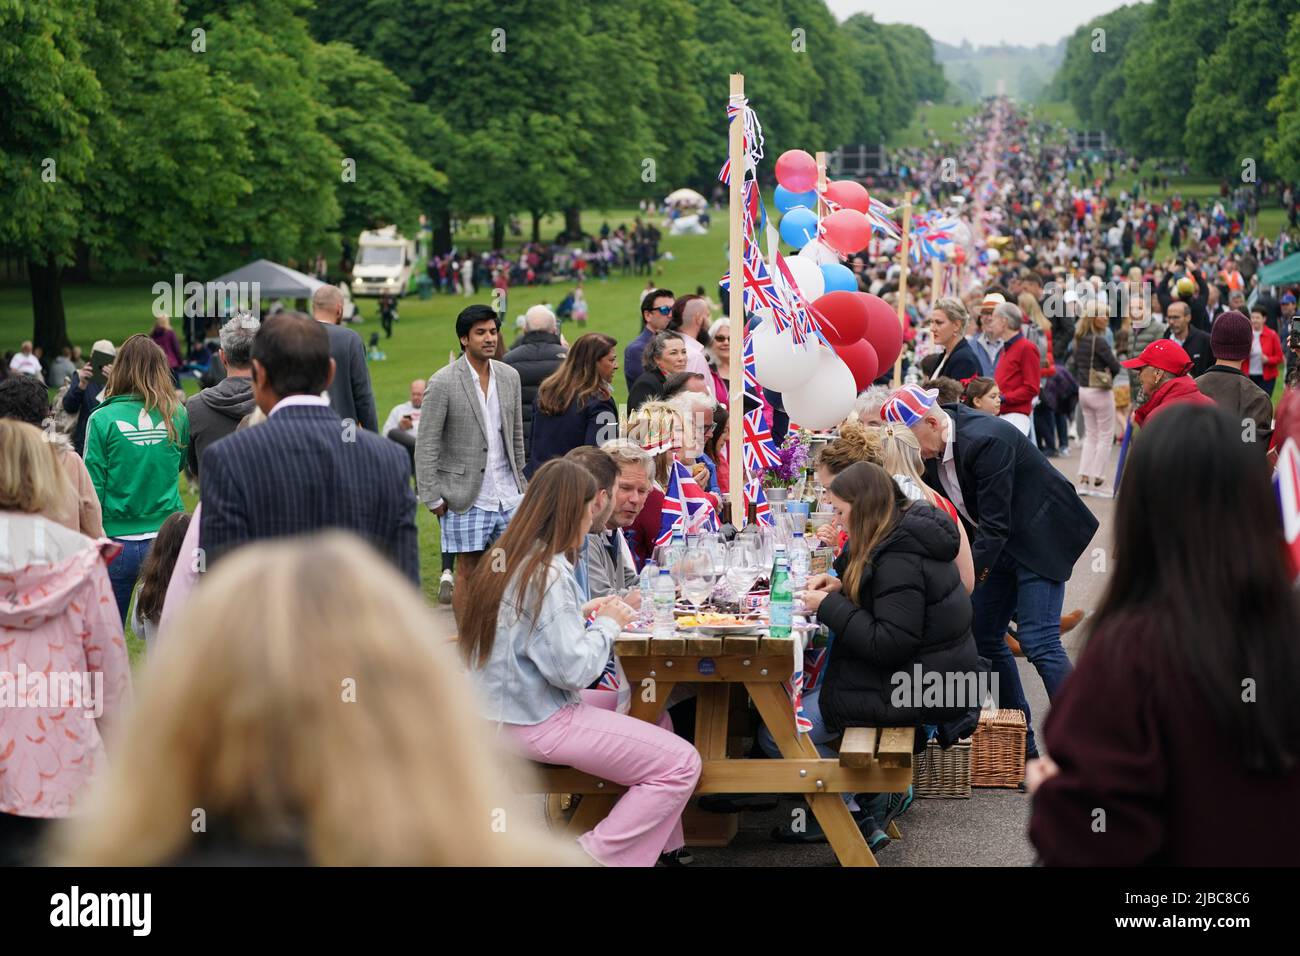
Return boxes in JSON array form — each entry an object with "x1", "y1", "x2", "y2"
[
  {"x1": 774, "y1": 185, "x2": 817, "y2": 213},
  {"x1": 820, "y1": 262, "x2": 857, "y2": 293},
  {"x1": 779, "y1": 206, "x2": 819, "y2": 248}
]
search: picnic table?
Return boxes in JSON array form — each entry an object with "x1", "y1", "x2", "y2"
[{"x1": 532, "y1": 630, "x2": 916, "y2": 867}]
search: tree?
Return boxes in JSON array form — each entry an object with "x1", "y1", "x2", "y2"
[
  {"x1": 1114, "y1": 0, "x2": 1229, "y2": 158},
  {"x1": 1267, "y1": 11, "x2": 1300, "y2": 182},
  {"x1": 316, "y1": 41, "x2": 445, "y2": 240},
  {"x1": 0, "y1": 1, "x2": 103, "y2": 353},
  {"x1": 1185, "y1": 0, "x2": 1300, "y2": 178}
]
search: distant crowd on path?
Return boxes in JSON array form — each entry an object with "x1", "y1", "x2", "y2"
[{"x1": 422, "y1": 218, "x2": 664, "y2": 299}]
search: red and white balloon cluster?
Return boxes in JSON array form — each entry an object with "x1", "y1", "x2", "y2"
[{"x1": 750, "y1": 150, "x2": 904, "y2": 430}]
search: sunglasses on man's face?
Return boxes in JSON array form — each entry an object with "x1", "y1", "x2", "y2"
[{"x1": 650, "y1": 306, "x2": 673, "y2": 316}]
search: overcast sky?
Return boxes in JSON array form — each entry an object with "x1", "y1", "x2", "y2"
[{"x1": 825, "y1": 0, "x2": 1142, "y2": 48}]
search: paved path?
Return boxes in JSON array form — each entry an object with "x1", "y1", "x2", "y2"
[{"x1": 434, "y1": 445, "x2": 1119, "y2": 866}]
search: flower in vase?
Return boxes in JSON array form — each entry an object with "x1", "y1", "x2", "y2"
[{"x1": 761, "y1": 429, "x2": 812, "y2": 488}]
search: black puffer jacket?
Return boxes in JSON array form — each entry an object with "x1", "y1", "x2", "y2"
[
  {"x1": 502, "y1": 331, "x2": 567, "y2": 456},
  {"x1": 817, "y1": 503, "x2": 982, "y2": 734}
]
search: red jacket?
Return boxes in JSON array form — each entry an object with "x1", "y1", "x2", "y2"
[
  {"x1": 1240, "y1": 326, "x2": 1284, "y2": 383},
  {"x1": 1132, "y1": 374, "x2": 1214, "y2": 427},
  {"x1": 994, "y1": 333, "x2": 1042, "y2": 416}
]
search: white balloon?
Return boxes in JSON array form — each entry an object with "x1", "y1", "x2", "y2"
[
  {"x1": 783, "y1": 255, "x2": 825, "y2": 300},
  {"x1": 798, "y1": 238, "x2": 839, "y2": 265},
  {"x1": 751, "y1": 321, "x2": 820, "y2": 393},
  {"x1": 781, "y1": 349, "x2": 857, "y2": 430}
]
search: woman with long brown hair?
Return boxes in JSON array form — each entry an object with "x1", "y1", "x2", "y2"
[
  {"x1": 461, "y1": 459, "x2": 701, "y2": 867},
  {"x1": 83, "y1": 333, "x2": 189, "y2": 621},
  {"x1": 55, "y1": 533, "x2": 572, "y2": 866},
  {"x1": 527, "y1": 332, "x2": 618, "y2": 477},
  {"x1": 796, "y1": 461, "x2": 981, "y2": 845}
]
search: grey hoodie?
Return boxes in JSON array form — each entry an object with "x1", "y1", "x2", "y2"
[{"x1": 186, "y1": 374, "x2": 256, "y2": 476}]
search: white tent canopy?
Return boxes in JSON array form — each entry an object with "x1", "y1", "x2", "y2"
[
  {"x1": 206, "y1": 259, "x2": 326, "y2": 303},
  {"x1": 664, "y1": 187, "x2": 707, "y2": 208}
]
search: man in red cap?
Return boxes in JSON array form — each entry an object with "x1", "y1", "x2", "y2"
[{"x1": 1122, "y1": 339, "x2": 1214, "y2": 428}]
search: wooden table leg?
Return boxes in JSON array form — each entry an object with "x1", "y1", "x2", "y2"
[
  {"x1": 628, "y1": 681, "x2": 675, "y2": 725},
  {"x1": 747, "y1": 682, "x2": 879, "y2": 868},
  {"x1": 694, "y1": 684, "x2": 731, "y2": 759}
]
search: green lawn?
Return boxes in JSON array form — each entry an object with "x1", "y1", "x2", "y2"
[
  {"x1": 0, "y1": 207, "x2": 731, "y2": 629},
  {"x1": 886, "y1": 102, "x2": 979, "y2": 150}
]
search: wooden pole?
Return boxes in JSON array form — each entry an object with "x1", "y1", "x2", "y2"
[
  {"x1": 930, "y1": 258, "x2": 941, "y2": 307},
  {"x1": 727, "y1": 74, "x2": 745, "y2": 529},
  {"x1": 893, "y1": 196, "x2": 912, "y2": 387},
  {"x1": 815, "y1": 150, "x2": 828, "y2": 221}
]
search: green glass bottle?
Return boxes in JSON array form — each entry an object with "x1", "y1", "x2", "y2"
[{"x1": 769, "y1": 552, "x2": 793, "y2": 639}]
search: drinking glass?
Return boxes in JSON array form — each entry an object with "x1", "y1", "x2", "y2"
[{"x1": 680, "y1": 550, "x2": 716, "y2": 616}]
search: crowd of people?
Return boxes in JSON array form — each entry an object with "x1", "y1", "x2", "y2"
[{"x1": 3, "y1": 98, "x2": 1299, "y2": 869}]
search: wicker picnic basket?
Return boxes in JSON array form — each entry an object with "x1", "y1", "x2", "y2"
[
  {"x1": 970, "y1": 709, "x2": 1027, "y2": 788},
  {"x1": 912, "y1": 739, "x2": 971, "y2": 798}
]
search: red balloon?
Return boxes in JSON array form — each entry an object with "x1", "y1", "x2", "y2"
[
  {"x1": 832, "y1": 338, "x2": 879, "y2": 392},
  {"x1": 860, "y1": 292, "x2": 904, "y2": 370},
  {"x1": 824, "y1": 180, "x2": 871, "y2": 214},
  {"x1": 775, "y1": 149, "x2": 818, "y2": 193},
  {"x1": 820, "y1": 209, "x2": 872, "y2": 255},
  {"x1": 811, "y1": 290, "x2": 869, "y2": 347}
]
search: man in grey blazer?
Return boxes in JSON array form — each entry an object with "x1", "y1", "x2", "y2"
[
  {"x1": 584, "y1": 439, "x2": 655, "y2": 602},
  {"x1": 312, "y1": 285, "x2": 378, "y2": 432},
  {"x1": 416, "y1": 304, "x2": 526, "y2": 626}
]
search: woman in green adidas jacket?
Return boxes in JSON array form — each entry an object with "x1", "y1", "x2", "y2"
[{"x1": 84, "y1": 334, "x2": 190, "y2": 622}]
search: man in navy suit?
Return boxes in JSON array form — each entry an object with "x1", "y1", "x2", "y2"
[
  {"x1": 888, "y1": 385, "x2": 1099, "y2": 759},
  {"x1": 200, "y1": 312, "x2": 418, "y2": 583}
]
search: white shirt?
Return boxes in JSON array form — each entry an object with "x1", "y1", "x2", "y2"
[
  {"x1": 681, "y1": 333, "x2": 711, "y2": 379},
  {"x1": 1249, "y1": 331, "x2": 1264, "y2": 376},
  {"x1": 936, "y1": 412, "x2": 974, "y2": 526},
  {"x1": 471, "y1": 362, "x2": 523, "y2": 513},
  {"x1": 269, "y1": 394, "x2": 330, "y2": 416},
  {"x1": 382, "y1": 400, "x2": 421, "y2": 435},
  {"x1": 9, "y1": 353, "x2": 41, "y2": 377}
]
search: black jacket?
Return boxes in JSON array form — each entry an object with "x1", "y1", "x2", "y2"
[
  {"x1": 1163, "y1": 327, "x2": 1214, "y2": 378},
  {"x1": 322, "y1": 322, "x2": 378, "y2": 432},
  {"x1": 61, "y1": 378, "x2": 104, "y2": 456},
  {"x1": 923, "y1": 403, "x2": 1099, "y2": 584},
  {"x1": 502, "y1": 331, "x2": 567, "y2": 456},
  {"x1": 1069, "y1": 332, "x2": 1122, "y2": 384},
  {"x1": 926, "y1": 336, "x2": 981, "y2": 381},
  {"x1": 817, "y1": 504, "x2": 983, "y2": 734},
  {"x1": 628, "y1": 369, "x2": 666, "y2": 413}
]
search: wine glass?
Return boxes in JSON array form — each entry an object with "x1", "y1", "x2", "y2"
[
  {"x1": 725, "y1": 539, "x2": 759, "y2": 605},
  {"x1": 680, "y1": 550, "x2": 716, "y2": 617}
]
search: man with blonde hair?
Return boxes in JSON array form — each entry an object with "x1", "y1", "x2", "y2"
[{"x1": 589, "y1": 439, "x2": 655, "y2": 600}]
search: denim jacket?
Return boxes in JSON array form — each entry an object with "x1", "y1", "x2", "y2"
[{"x1": 474, "y1": 552, "x2": 620, "y2": 725}]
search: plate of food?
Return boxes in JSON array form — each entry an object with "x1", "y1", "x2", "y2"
[{"x1": 675, "y1": 611, "x2": 763, "y2": 635}]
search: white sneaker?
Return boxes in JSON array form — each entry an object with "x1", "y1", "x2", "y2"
[{"x1": 438, "y1": 570, "x2": 454, "y2": 605}]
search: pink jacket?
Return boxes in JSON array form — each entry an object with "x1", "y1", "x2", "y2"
[{"x1": 0, "y1": 516, "x2": 131, "y2": 818}]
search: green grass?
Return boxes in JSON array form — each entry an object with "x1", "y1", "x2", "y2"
[
  {"x1": 0, "y1": 207, "x2": 730, "y2": 613},
  {"x1": 886, "y1": 103, "x2": 978, "y2": 150}
]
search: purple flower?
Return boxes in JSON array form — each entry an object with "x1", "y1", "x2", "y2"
[{"x1": 762, "y1": 430, "x2": 811, "y2": 486}]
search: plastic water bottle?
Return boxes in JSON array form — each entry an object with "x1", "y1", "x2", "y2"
[
  {"x1": 769, "y1": 553, "x2": 793, "y2": 638},
  {"x1": 769, "y1": 543, "x2": 787, "y2": 584},
  {"x1": 667, "y1": 529, "x2": 686, "y2": 575},
  {"x1": 789, "y1": 530, "x2": 811, "y2": 593},
  {"x1": 652, "y1": 568, "x2": 677, "y2": 640}
]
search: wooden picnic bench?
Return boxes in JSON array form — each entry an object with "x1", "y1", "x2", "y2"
[{"x1": 522, "y1": 634, "x2": 915, "y2": 866}]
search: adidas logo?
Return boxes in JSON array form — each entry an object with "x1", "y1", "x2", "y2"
[{"x1": 114, "y1": 409, "x2": 169, "y2": 446}]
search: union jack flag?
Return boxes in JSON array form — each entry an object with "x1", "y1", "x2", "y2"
[
  {"x1": 720, "y1": 239, "x2": 781, "y2": 314},
  {"x1": 741, "y1": 333, "x2": 765, "y2": 409},
  {"x1": 656, "y1": 456, "x2": 718, "y2": 547},
  {"x1": 867, "y1": 195, "x2": 901, "y2": 239},
  {"x1": 1276, "y1": 438, "x2": 1300, "y2": 582},
  {"x1": 744, "y1": 477, "x2": 774, "y2": 528},
  {"x1": 803, "y1": 646, "x2": 830, "y2": 694},
  {"x1": 743, "y1": 407, "x2": 782, "y2": 474}
]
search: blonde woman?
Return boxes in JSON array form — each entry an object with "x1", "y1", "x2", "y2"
[
  {"x1": 0, "y1": 421, "x2": 129, "y2": 865},
  {"x1": 811, "y1": 420, "x2": 886, "y2": 554},
  {"x1": 624, "y1": 400, "x2": 686, "y2": 568},
  {"x1": 55, "y1": 533, "x2": 577, "y2": 866},
  {"x1": 876, "y1": 422, "x2": 975, "y2": 593},
  {"x1": 1068, "y1": 302, "x2": 1122, "y2": 497},
  {"x1": 83, "y1": 334, "x2": 189, "y2": 621}
]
